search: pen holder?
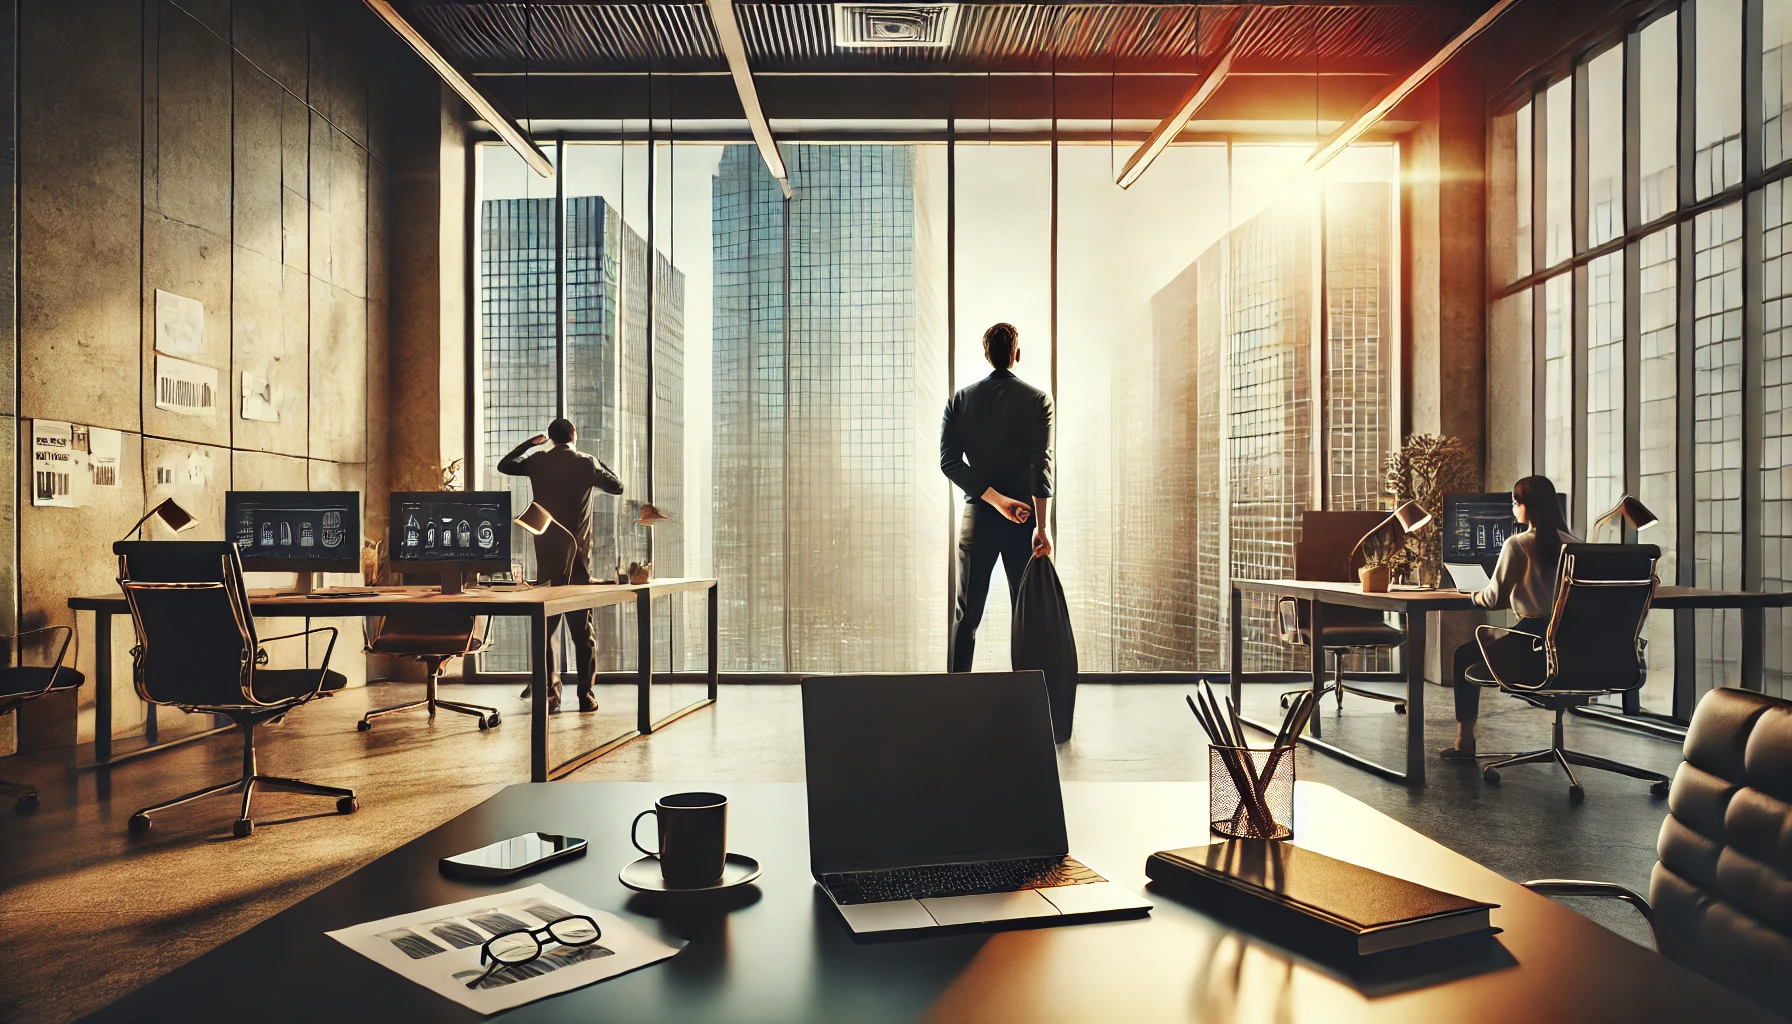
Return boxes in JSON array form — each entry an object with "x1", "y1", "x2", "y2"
[{"x1": 1208, "y1": 745, "x2": 1294, "y2": 841}]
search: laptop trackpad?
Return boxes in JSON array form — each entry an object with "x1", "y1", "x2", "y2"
[
  {"x1": 1037, "y1": 881, "x2": 1153, "y2": 916},
  {"x1": 919, "y1": 890, "x2": 1061, "y2": 926},
  {"x1": 835, "y1": 898, "x2": 939, "y2": 933}
]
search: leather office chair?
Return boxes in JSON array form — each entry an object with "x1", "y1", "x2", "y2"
[
  {"x1": 1474, "y1": 543, "x2": 1670, "y2": 798},
  {"x1": 1276, "y1": 511, "x2": 1409, "y2": 730},
  {"x1": 116, "y1": 541, "x2": 358, "y2": 838},
  {"x1": 1526, "y1": 686, "x2": 1792, "y2": 1015},
  {"x1": 0, "y1": 625, "x2": 83, "y2": 811},
  {"x1": 357, "y1": 613, "x2": 496, "y2": 731}
]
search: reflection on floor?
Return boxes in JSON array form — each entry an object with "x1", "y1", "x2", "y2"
[{"x1": 0, "y1": 678, "x2": 1683, "y2": 1024}]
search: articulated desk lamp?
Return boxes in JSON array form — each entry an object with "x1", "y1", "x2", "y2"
[
  {"x1": 120, "y1": 497, "x2": 198, "y2": 541},
  {"x1": 513, "y1": 502, "x2": 578, "y2": 586},
  {"x1": 1347, "y1": 500, "x2": 1434, "y2": 591},
  {"x1": 1593, "y1": 495, "x2": 1659, "y2": 541}
]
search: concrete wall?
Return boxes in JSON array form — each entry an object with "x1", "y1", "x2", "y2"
[{"x1": 17, "y1": 0, "x2": 395, "y2": 748}]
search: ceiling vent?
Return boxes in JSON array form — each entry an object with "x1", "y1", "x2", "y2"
[{"x1": 832, "y1": 4, "x2": 960, "y2": 48}]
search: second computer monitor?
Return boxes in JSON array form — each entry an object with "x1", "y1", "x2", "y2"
[
  {"x1": 228, "y1": 491, "x2": 361, "y2": 573},
  {"x1": 390, "y1": 491, "x2": 512, "y2": 577},
  {"x1": 1444, "y1": 491, "x2": 1571, "y2": 567}
]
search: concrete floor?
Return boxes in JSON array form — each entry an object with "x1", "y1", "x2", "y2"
[{"x1": 0, "y1": 677, "x2": 1683, "y2": 1024}]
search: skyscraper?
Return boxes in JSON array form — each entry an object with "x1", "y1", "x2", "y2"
[
  {"x1": 711, "y1": 144, "x2": 947, "y2": 673},
  {"x1": 479, "y1": 194, "x2": 685, "y2": 673}
]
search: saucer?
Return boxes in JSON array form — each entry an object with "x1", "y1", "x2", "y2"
[{"x1": 620, "y1": 852, "x2": 761, "y2": 893}]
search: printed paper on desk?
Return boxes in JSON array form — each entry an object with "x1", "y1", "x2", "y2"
[{"x1": 325, "y1": 883, "x2": 682, "y2": 1015}]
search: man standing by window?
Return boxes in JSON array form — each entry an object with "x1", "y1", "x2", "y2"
[
  {"x1": 499, "y1": 417, "x2": 623, "y2": 713},
  {"x1": 940, "y1": 322, "x2": 1055, "y2": 671}
]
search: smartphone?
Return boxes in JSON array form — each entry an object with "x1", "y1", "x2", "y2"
[{"x1": 439, "y1": 832, "x2": 588, "y2": 880}]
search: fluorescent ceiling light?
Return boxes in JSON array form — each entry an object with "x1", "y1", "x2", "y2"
[{"x1": 708, "y1": 0, "x2": 793, "y2": 199}]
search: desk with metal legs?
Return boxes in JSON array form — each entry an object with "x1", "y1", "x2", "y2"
[
  {"x1": 1231, "y1": 580, "x2": 1792, "y2": 781},
  {"x1": 68, "y1": 579, "x2": 719, "y2": 781}
]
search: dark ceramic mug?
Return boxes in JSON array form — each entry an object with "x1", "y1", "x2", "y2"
[{"x1": 631, "y1": 791, "x2": 728, "y2": 887}]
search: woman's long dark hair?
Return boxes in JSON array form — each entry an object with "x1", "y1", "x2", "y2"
[{"x1": 1513, "y1": 475, "x2": 1569, "y2": 578}]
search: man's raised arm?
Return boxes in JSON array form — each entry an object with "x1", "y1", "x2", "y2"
[{"x1": 497, "y1": 434, "x2": 545, "y2": 476}]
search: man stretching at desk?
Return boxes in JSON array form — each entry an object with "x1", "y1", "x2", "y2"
[{"x1": 499, "y1": 418, "x2": 624, "y2": 714}]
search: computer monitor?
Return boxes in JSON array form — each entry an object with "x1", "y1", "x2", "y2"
[
  {"x1": 389, "y1": 491, "x2": 511, "y2": 593},
  {"x1": 1443, "y1": 490, "x2": 1572, "y2": 569},
  {"x1": 227, "y1": 491, "x2": 361, "y2": 588}
]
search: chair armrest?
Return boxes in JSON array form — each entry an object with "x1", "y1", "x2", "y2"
[
  {"x1": 1523, "y1": 880, "x2": 1656, "y2": 931},
  {"x1": 4, "y1": 625, "x2": 75, "y2": 696},
  {"x1": 254, "y1": 626, "x2": 340, "y2": 702}
]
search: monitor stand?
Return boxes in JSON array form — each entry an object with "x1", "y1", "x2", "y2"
[
  {"x1": 278, "y1": 572, "x2": 323, "y2": 597},
  {"x1": 439, "y1": 572, "x2": 465, "y2": 595}
]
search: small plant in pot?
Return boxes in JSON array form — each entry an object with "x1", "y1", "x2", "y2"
[{"x1": 1358, "y1": 550, "x2": 1394, "y2": 594}]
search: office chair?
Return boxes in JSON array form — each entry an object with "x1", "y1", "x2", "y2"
[
  {"x1": 116, "y1": 541, "x2": 357, "y2": 838},
  {"x1": 1474, "y1": 543, "x2": 1670, "y2": 798},
  {"x1": 1525, "y1": 686, "x2": 1792, "y2": 1015},
  {"x1": 358, "y1": 613, "x2": 497, "y2": 731},
  {"x1": 1276, "y1": 511, "x2": 1408, "y2": 734},
  {"x1": 0, "y1": 625, "x2": 84, "y2": 811}
]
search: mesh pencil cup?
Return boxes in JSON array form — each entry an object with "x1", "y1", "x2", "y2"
[{"x1": 1208, "y1": 745, "x2": 1294, "y2": 841}]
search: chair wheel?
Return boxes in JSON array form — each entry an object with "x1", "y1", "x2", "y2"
[
  {"x1": 233, "y1": 818, "x2": 254, "y2": 838},
  {"x1": 486, "y1": 713, "x2": 500, "y2": 728},
  {"x1": 1651, "y1": 780, "x2": 1670, "y2": 797},
  {"x1": 1394, "y1": 704, "x2": 1407, "y2": 715},
  {"x1": 477, "y1": 714, "x2": 490, "y2": 730},
  {"x1": 128, "y1": 813, "x2": 152, "y2": 835},
  {"x1": 1279, "y1": 694, "x2": 1293, "y2": 710},
  {"x1": 15, "y1": 793, "x2": 39, "y2": 813},
  {"x1": 1482, "y1": 768, "x2": 1500, "y2": 784},
  {"x1": 337, "y1": 797, "x2": 359, "y2": 815},
  {"x1": 1569, "y1": 784, "x2": 1585, "y2": 800},
  {"x1": 356, "y1": 719, "x2": 371, "y2": 732}
]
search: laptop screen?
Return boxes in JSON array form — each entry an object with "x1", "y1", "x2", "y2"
[{"x1": 801, "y1": 673, "x2": 1070, "y2": 875}]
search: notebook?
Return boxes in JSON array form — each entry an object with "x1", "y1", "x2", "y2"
[{"x1": 1145, "y1": 841, "x2": 1496, "y2": 956}]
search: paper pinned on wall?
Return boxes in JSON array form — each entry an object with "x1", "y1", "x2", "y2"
[
  {"x1": 241, "y1": 371, "x2": 279, "y2": 422},
  {"x1": 87, "y1": 427, "x2": 121, "y2": 489},
  {"x1": 154, "y1": 288, "x2": 205, "y2": 357},
  {"x1": 31, "y1": 420, "x2": 89, "y2": 507},
  {"x1": 155, "y1": 356, "x2": 218, "y2": 417}
]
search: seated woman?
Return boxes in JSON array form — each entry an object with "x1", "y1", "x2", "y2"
[{"x1": 1441, "y1": 475, "x2": 1577, "y2": 760}]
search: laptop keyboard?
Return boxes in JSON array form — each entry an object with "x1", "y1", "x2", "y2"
[{"x1": 820, "y1": 856, "x2": 1105, "y2": 905}]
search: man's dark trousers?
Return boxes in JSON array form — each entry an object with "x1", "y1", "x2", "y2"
[{"x1": 950, "y1": 502, "x2": 1036, "y2": 672}]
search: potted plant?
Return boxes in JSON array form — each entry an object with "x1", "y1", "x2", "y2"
[
  {"x1": 1383, "y1": 434, "x2": 1478, "y2": 588},
  {"x1": 1359, "y1": 552, "x2": 1393, "y2": 594}
]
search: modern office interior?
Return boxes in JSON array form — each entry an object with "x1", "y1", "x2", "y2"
[{"x1": 3, "y1": 0, "x2": 1792, "y2": 1020}]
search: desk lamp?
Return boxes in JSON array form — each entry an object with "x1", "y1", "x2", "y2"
[
  {"x1": 514, "y1": 502, "x2": 577, "y2": 586},
  {"x1": 1593, "y1": 495, "x2": 1658, "y2": 541},
  {"x1": 1347, "y1": 500, "x2": 1433, "y2": 578},
  {"x1": 120, "y1": 497, "x2": 198, "y2": 541}
]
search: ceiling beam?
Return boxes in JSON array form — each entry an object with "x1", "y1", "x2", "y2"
[
  {"x1": 1115, "y1": 13, "x2": 1247, "y2": 189},
  {"x1": 707, "y1": 0, "x2": 792, "y2": 198},
  {"x1": 362, "y1": 0, "x2": 555, "y2": 177},
  {"x1": 1302, "y1": 0, "x2": 1521, "y2": 172}
]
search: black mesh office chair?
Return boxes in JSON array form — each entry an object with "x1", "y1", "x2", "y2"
[
  {"x1": 0, "y1": 625, "x2": 83, "y2": 811},
  {"x1": 1276, "y1": 511, "x2": 1409, "y2": 733},
  {"x1": 358, "y1": 613, "x2": 496, "y2": 731},
  {"x1": 117, "y1": 541, "x2": 357, "y2": 837},
  {"x1": 1474, "y1": 543, "x2": 1670, "y2": 798},
  {"x1": 1525, "y1": 686, "x2": 1792, "y2": 1015}
]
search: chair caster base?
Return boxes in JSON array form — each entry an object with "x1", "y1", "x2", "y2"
[
  {"x1": 15, "y1": 793, "x2": 39, "y2": 813},
  {"x1": 129, "y1": 813, "x2": 152, "y2": 835},
  {"x1": 1568, "y1": 784, "x2": 1585, "y2": 800},
  {"x1": 1651, "y1": 780, "x2": 1670, "y2": 798},
  {"x1": 233, "y1": 818, "x2": 254, "y2": 838},
  {"x1": 337, "y1": 797, "x2": 359, "y2": 815},
  {"x1": 356, "y1": 719, "x2": 371, "y2": 732},
  {"x1": 1394, "y1": 704, "x2": 1407, "y2": 715},
  {"x1": 1483, "y1": 768, "x2": 1501, "y2": 784}
]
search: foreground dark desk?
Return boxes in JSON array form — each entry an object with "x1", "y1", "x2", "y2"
[
  {"x1": 67, "y1": 580, "x2": 718, "y2": 781},
  {"x1": 80, "y1": 781, "x2": 1773, "y2": 1023},
  {"x1": 1231, "y1": 579, "x2": 1792, "y2": 783}
]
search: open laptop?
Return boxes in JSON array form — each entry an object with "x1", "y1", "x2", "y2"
[
  {"x1": 1444, "y1": 561, "x2": 1491, "y2": 593},
  {"x1": 801, "y1": 672, "x2": 1152, "y2": 935}
]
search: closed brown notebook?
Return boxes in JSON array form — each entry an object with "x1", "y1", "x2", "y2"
[{"x1": 1146, "y1": 841, "x2": 1497, "y2": 956}]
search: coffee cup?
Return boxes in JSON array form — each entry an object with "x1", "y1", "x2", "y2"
[{"x1": 631, "y1": 792, "x2": 727, "y2": 888}]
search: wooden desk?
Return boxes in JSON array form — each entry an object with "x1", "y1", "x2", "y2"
[
  {"x1": 76, "y1": 781, "x2": 1775, "y2": 1023},
  {"x1": 1231, "y1": 579, "x2": 1792, "y2": 783},
  {"x1": 67, "y1": 579, "x2": 719, "y2": 781}
]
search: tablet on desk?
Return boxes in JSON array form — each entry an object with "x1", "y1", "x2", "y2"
[{"x1": 1445, "y1": 562, "x2": 1491, "y2": 593}]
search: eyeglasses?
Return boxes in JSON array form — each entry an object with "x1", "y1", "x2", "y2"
[{"x1": 465, "y1": 914, "x2": 602, "y2": 989}]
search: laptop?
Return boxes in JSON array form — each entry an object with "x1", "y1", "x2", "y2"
[
  {"x1": 801, "y1": 672, "x2": 1152, "y2": 935},
  {"x1": 1444, "y1": 561, "x2": 1492, "y2": 593}
]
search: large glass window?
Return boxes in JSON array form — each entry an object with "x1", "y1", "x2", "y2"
[
  {"x1": 1769, "y1": 0, "x2": 1792, "y2": 168},
  {"x1": 1585, "y1": 251, "x2": 1625, "y2": 525},
  {"x1": 1696, "y1": 0, "x2": 1743, "y2": 201},
  {"x1": 1516, "y1": 102, "x2": 1533, "y2": 276},
  {"x1": 1587, "y1": 45, "x2": 1624, "y2": 248},
  {"x1": 1641, "y1": 13, "x2": 1679, "y2": 222},
  {"x1": 1763, "y1": 181, "x2": 1792, "y2": 693},
  {"x1": 1544, "y1": 78, "x2": 1574, "y2": 267},
  {"x1": 1638, "y1": 228, "x2": 1678, "y2": 712},
  {"x1": 1694, "y1": 202, "x2": 1743, "y2": 693},
  {"x1": 1542, "y1": 274, "x2": 1573, "y2": 482}
]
